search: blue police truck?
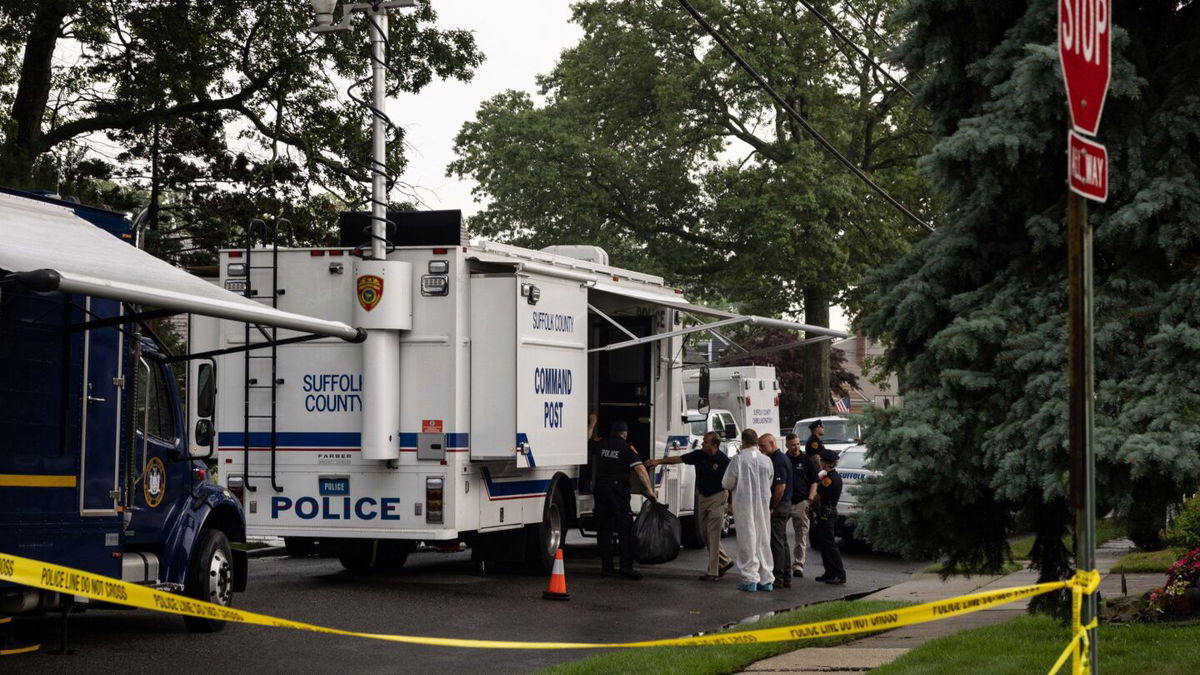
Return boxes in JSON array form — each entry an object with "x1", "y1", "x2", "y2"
[
  {"x1": 0, "y1": 189, "x2": 249, "y2": 634},
  {"x1": 0, "y1": 188, "x2": 362, "y2": 640}
]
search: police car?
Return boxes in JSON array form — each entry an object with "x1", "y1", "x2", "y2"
[
  {"x1": 792, "y1": 416, "x2": 863, "y2": 455},
  {"x1": 833, "y1": 444, "x2": 878, "y2": 539}
]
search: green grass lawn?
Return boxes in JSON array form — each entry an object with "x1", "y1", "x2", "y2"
[
  {"x1": 536, "y1": 600, "x2": 912, "y2": 675},
  {"x1": 1110, "y1": 547, "x2": 1186, "y2": 574},
  {"x1": 874, "y1": 614, "x2": 1200, "y2": 674}
]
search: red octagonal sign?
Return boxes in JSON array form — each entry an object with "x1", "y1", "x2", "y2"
[{"x1": 1059, "y1": 1, "x2": 1111, "y2": 136}]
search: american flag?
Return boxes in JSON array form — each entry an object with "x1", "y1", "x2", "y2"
[{"x1": 834, "y1": 395, "x2": 850, "y2": 414}]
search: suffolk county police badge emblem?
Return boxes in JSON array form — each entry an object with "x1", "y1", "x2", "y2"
[{"x1": 357, "y1": 275, "x2": 384, "y2": 312}]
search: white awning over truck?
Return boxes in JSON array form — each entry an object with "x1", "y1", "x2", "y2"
[
  {"x1": 0, "y1": 191, "x2": 362, "y2": 341},
  {"x1": 464, "y1": 241, "x2": 848, "y2": 349},
  {"x1": 588, "y1": 282, "x2": 849, "y2": 351}
]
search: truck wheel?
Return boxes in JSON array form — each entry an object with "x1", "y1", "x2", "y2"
[
  {"x1": 337, "y1": 539, "x2": 377, "y2": 575},
  {"x1": 284, "y1": 537, "x2": 317, "y2": 558},
  {"x1": 526, "y1": 488, "x2": 565, "y2": 574},
  {"x1": 184, "y1": 529, "x2": 234, "y2": 633},
  {"x1": 376, "y1": 540, "x2": 412, "y2": 572}
]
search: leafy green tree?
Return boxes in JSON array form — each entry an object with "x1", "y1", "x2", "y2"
[
  {"x1": 449, "y1": 0, "x2": 931, "y2": 416},
  {"x1": 854, "y1": 0, "x2": 1200, "y2": 614},
  {"x1": 0, "y1": 0, "x2": 482, "y2": 263}
]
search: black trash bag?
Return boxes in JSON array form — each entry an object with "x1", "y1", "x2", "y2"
[{"x1": 634, "y1": 501, "x2": 681, "y2": 565}]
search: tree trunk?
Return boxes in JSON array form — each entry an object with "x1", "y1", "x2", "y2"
[
  {"x1": 800, "y1": 285, "x2": 832, "y2": 419},
  {"x1": 0, "y1": 0, "x2": 74, "y2": 187}
]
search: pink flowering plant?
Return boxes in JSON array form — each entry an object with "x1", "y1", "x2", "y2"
[{"x1": 1148, "y1": 547, "x2": 1200, "y2": 614}]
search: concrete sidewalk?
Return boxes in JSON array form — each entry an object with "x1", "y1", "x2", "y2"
[{"x1": 742, "y1": 539, "x2": 1162, "y2": 673}]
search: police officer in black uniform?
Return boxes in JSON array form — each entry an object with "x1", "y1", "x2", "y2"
[
  {"x1": 593, "y1": 419, "x2": 657, "y2": 580},
  {"x1": 812, "y1": 447, "x2": 846, "y2": 584},
  {"x1": 805, "y1": 419, "x2": 827, "y2": 466}
]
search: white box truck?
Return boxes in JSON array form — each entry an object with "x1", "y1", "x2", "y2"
[
  {"x1": 684, "y1": 366, "x2": 782, "y2": 443},
  {"x1": 191, "y1": 210, "x2": 844, "y2": 572}
]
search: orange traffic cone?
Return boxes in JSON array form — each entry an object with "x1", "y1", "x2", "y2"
[{"x1": 541, "y1": 548, "x2": 570, "y2": 600}]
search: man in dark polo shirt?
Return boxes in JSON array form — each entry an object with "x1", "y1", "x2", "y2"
[
  {"x1": 648, "y1": 431, "x2": 733, "y2": 581},
  {"x1": 593, "y1": 419, "x2": 657, "y2": 580},
  {"x1": 758, "y1": 433, "x2": 794, "y2": 588},
  {"x1": 785, "y1": 432, "x2": 819, "y2": 578}
]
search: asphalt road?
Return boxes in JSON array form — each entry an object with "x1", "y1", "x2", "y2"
[{"x1": 11, "y1": 534, "x2": 925, "y2": 673}]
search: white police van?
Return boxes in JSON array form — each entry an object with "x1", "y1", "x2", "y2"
[{"x1": 191, "y1": 210, "x2": 846, "y2": 572}]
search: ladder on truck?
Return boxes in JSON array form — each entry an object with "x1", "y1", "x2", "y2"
[{"x1": 241, "y1": 219, "x2": 286, "y2": 493}]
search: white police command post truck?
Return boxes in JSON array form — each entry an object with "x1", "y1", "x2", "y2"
[{"x1": 192, "y1": 210, "x2": 845, "y2": 572}]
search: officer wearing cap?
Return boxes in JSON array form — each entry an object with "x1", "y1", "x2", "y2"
[
  {"x1": 805, "y1": 420, "x2": 827, "y2": 466},
  {"x1": 593, "y1": 419, "x2": 657, "y2": 580},
  {"x1": 811, "y1": 447, "x2": 846, "y2": 584}
]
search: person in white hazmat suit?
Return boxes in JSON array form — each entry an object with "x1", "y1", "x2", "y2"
[{"x1": 721, "y1": 428, "x2": 776, "y2": 592}]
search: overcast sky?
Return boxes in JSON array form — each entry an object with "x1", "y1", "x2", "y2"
[
  {"x1": 384, "y1": 1, "x2": 848, "y2": 332},
  {"x1": 391, "y1": 1, "x2": 582, "y2": 216}
]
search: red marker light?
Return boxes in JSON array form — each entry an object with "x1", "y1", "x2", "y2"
[
  {"x1": 433, "y1": 248, "x2": 448, "y2": 254},
  {"x1": 310, "y1": 250, "x2": 326, "y2": 257},
  {"x1": 228, "y1": 251, "x2": 243, "y2": 258}
]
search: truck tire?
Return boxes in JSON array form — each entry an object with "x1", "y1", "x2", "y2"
[
  {"x1": 338, "y1": 539, "x2": 377, "y2": 575},
  {"x1": 526, "y1": 488, "x2": 565, "y2": 574},
  {"x1": 337, "y1": 539, "x2": 412, "y2": 574},
  {"x1": 376, "y1": 540, "x2": 412, "y2": 572},
  {"x1": 184, "y1": 529, "x2": 234, "y2": 633},
  {"x1": 284, "y1": 537, "x2": 317, "y2": 558}
]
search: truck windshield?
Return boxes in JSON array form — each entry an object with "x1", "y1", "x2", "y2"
[
  {"x1": 816, "y1": 420, "x2": 860, "y2": 444},
  {"x1": 838, "y1": 449, "x2": 869, "y2": 470}
]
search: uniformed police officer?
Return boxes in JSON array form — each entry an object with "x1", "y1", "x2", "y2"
[
  {"x1": 805, "y1": 420, "x2": 827, "y2": 465},
  {"x1": 812, "y1": 447, "x2": 846, "y2": 584},
  {"x1": 805, "y1": 421, "x2": 827, "y2": 553},
  {"x1": 593, "y1": 419, "x2": 657, "y2": 580}
]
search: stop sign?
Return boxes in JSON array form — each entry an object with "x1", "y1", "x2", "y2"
[{"x1": 1059, "y1": 0, "x2": 1110, "y2": 136}]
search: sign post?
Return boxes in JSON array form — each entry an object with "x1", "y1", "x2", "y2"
[{"x1": 1059, "y1": 1, "x2": 1109, "y2": 671}]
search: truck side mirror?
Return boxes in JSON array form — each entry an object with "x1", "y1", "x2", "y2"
[
  {"x1": 723, "y1": 422, "x2": 737, "y2": 440},
  {"x1": 197, "y1": 362, "x2": 214, "y2": 418},
  {"x1": 194, "y1": 418, "x2": 214, "y2": 447},
  {"x1": 697, "y1": 365, "x2": 710, "y2": 414},
  {"x1": 190, "y1": 361, "x2": 216, "y2": 458}
]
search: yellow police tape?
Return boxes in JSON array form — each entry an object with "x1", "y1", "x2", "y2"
[{"x1": 0, "y1": 552, "x2": 1099, "y2": 658}]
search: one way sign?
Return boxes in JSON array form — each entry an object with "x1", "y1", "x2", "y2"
[{"x1": 1068, "y1": 131, "x2": 1107, "y2": 202}]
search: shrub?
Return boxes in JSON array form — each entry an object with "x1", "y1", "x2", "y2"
[
  {"x1": 1147, "y1": 547, "x2": 1200, "y2": 616},
  {"x1": 1166, "y1": 496, "x2": 1200, "y2": 550}
]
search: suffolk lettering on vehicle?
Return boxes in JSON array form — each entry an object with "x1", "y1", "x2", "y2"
[
  {"x1": 302, "y1": 373, "x2": 363, "y2": 413},
  {"x1": 531, "y1": 312, "x2": 575, "y2": 333}
]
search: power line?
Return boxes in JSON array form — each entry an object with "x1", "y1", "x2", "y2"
[
  {"x1": 796, "y1": 0, "x2": 914, "y2": 99},
  {"x1": 676, "y1": 0, "x2": 933, "y2": 233}
]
